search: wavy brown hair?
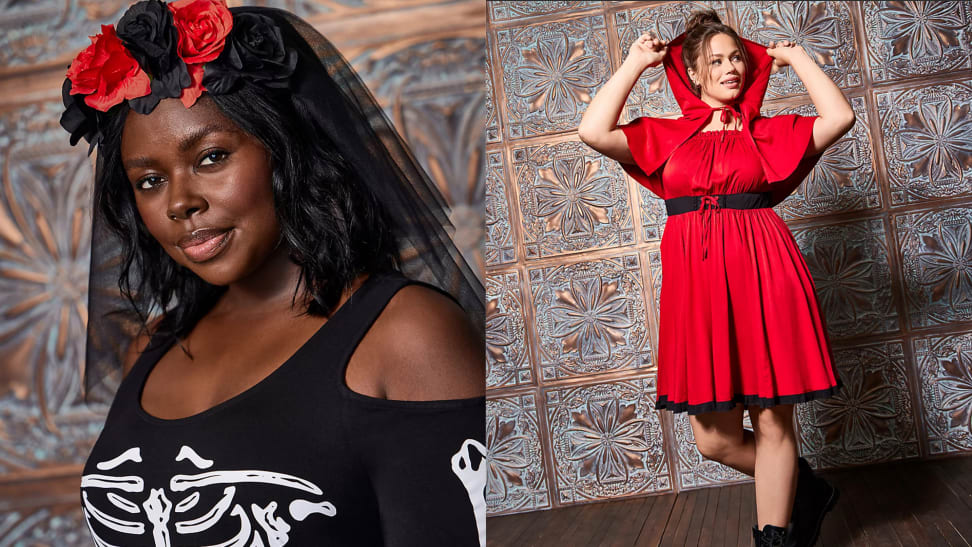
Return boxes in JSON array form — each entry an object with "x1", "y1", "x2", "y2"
[{"x1": 681, "y1": 9, "x2": 752, "y2": 98}]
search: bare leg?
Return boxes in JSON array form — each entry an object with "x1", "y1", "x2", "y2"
[
  {"x1": 749, "y1": 403, "x2": 799, "y2": 528},
  {"x1": 688, "y1": 403, "x2": 756, "y2": 476}
]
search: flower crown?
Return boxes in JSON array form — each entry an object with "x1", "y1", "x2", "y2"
[{"x1": 60, "y1": 0, "x2": 297, "y2": 149}]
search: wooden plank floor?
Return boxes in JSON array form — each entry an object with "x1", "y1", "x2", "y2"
[{"x1": 487, "y1": 455, "x2": 972, "y2": 546}]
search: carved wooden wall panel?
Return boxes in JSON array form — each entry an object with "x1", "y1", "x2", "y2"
[
  {"x1": 485, "y1": 0, "x2": 972, "y2": 518},
  {"x1": 0, "y1": 0, "x2": 485, "y2": 541}
]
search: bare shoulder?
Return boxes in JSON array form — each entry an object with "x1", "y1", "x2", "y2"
[{"x1": 357, "y1": 283, "x2": 485, "y2": 401}]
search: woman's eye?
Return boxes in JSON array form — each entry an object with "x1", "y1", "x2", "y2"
[
  {"x1": 136, "y1": 176, "x2": 162, "y2": 190},
  {"x1": 200, "y1": 150, "x2": 227, "y2": 166}
]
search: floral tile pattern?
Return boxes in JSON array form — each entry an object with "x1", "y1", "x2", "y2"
[
  {"x1": 672, "y1": 411, "x2": 751, "y2": 489},
  {"x1": 875, "y1": 82, "x2": 972, "y2": 205},
  {"x1": 797, "y1": 341, "x2": 920, "y2": 469},
  {"x1": 485, "y1": 150, "x2": 517, "y2": 266},
  {"x1": 638, "y1": 186, "x2": 668, "y2": 244},
  {"x1": 0, "y1": 0, "x2": 129, "y2": 69},
  {"x1": 529, "y1": 255, "x2": 651, "y2": 381},
  {"x1": 486, "y1": 270, "x2": 533, "y2": 390},
  {"x1": 735, "y1": 1, "x2": 863, "y2": 95},
  {"x1": 486, "y1": 34, "x2": 502, "y2": 144},
  {"x1": 613, "y1": 1, "x2": 729, "y2": 121},
  {"x1": 771, "y1": 97, "x2": 881, "y2": 221},
  {"x1": 512, "y1": 141, "x2": 634, "y2": 258},
  {"x1": 0, "y1": 102, "x2": 107, "y2": 473},
  {"x1": 862, "y1": 1, "x2": 971, "y2": 82},
  {"x1": 488, "y1": 1, "x2": 602, "y2": 24},
  {"x1": 486, "y1": 393, "x2": 551, "y2": 515},
  {"x1": 913, "y1": 332, "x2": 972, "y2": 455},
  {"x1": 497, "y1": 15, "x2": 610, "y2": 138},
  {"x1": 895, "y1": 206, "x2": 972, "y2": 328},
  {"x1": 544, "y1": 378, "x2": 671, "y2": 503},
  {"x1": 790, "y1": 218, "x2": 898, "y2": 339}
]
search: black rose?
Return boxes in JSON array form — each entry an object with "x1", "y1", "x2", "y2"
[
  {"x1": 117, "y1": 0, "x2": 190, "y2": 113},
  {"x1": 203, "y1": 13, "x2": 297, "y2": 94},
  {"x1": 60, "y1": 78, "x2": 102, "y2": 153}
]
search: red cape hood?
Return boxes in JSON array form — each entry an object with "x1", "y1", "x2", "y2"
[{"x1": 618, "y1": 31, "x2": 821, "y2": 207}]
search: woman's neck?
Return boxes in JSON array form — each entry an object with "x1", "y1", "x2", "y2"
[{"x1": 212, "y1": 243, "x2": 310, "y2": 318}]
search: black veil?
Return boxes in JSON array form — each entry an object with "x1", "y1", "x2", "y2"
[{"x1": 80, "y1": 6, "x2": 484, "y2": 404}]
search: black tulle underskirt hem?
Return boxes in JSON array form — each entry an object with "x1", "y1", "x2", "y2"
[{"x1": 654, "y1": 378, "x2": 844, "y2": 415}]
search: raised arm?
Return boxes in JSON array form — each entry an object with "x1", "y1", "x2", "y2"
[
  {"x1": 577, "y1": 34, "x2": 668, "y2": 164},
  {"x1": 766, "y1": 40, "x2": 855, "y2": 156}
]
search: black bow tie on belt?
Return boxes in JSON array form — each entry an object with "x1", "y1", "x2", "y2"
[{"x1": 664, "y1": 191, "x2": 773, "y2": 261}]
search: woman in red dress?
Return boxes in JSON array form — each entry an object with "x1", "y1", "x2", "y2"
[{"x1": 578, "y1": 9, "x2": 853, "y2": 547}]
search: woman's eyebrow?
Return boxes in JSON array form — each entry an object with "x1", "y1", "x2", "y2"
[
  {"x1": 711, "y1": 49, "x2": 741, "y2": 57},
  {"x1": 123, "y1": 122, "x2": 239, "y2": 169}
]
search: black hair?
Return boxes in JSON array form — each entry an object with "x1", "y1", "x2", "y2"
[
  {"x1": 94, "y1": 79, "x2": 399, "y2": 343},
  {"x1": 682, "y1": 8, "x2": 752, "y2": 98}
]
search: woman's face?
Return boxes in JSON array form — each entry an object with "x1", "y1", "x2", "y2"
[
  {"x1": 689, "y1": 32, "x2": 747, "y2": 106},
  {"x1": 120, "y1": 96, "x2": 281, "y2": 287}
]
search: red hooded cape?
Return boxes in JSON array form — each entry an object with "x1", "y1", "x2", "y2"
[{"x1": 619, "y1": 31, "x2": 822, "y2": 208}]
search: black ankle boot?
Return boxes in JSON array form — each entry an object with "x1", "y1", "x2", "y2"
[
  {"x1": 789, "y1": 457, "x2": 839, "y2": 547},
  {"x1": 752, "y1": 523, "x2": 790, "y2": 546}
]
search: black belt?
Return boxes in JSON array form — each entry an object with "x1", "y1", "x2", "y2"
[{"x1": 664, "y1": 191, "x2": 772, "y2": 260}]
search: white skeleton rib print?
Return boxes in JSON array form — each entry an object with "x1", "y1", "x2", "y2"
[{"x1": 81, "y1": 445, "x2": 336, "y2": 547}]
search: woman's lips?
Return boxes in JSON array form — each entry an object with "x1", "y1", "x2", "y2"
[{"x1": 178, "y1": 229, "x2": 232, "y2": 263}]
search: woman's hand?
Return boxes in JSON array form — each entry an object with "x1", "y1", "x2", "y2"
[
  {"x1": 766, "y1": 39, "x2": 806, "y2": 73},
  {"x1": 625, "y1": 34, "x2": 668, "y2": 71}
]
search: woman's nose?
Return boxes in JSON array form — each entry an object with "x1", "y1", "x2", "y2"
[{"x1": 165, "y1": 173, "x2": 207, "y2": 221}]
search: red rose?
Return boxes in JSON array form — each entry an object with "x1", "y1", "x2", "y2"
[
  {"x1": 168, "y1": 0, "x2": 232, "y2": 65},
  {"x1": 180, "y1": 62, "x2": 206, "y2": 108},
  {"x1": 66, "y1": 25, "x2": 151, "y2": 112}
]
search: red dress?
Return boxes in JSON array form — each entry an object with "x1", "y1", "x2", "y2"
[
  {"x1": 650, "y1": 126, "x2": 841, "y2": 414},
  {"x1": 617, "y1": 31, "x2": 842, "y2": 414}
]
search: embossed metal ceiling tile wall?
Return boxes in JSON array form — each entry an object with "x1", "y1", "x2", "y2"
[
  {"x1": 0, "y1": 1, "x2": 130, "y2": 75},
  {"x1": 495, "y1": 13, "x2": 611, "y2": 140},
  {"x1": 486, "y1": 33, "x2": 504, "y2": 144},
  {"x1": 511, "y1": 138, "x2": 635, "y2": 260},
  {"x1": 768, "y1": 96, "x2": 883, "y2": 221},
  {"x1": 485, "y1": 391, "x2": 553, "y2": 515},
  {"x1": 527, "y1": 253, "x2": 653, "y2": 383},
  {"x1": 894, "y1": 206, "x2": 972, "y2": 329},
  {"x1": 542, "y1": 376, "x2": 673, "y2": 505},
  {"x1": 873, "y1": 80, "x2": 972, "y2": 206},
  {"x1": 860, "y1": 0, "x2": 971, "y2": 83},
  {"x1": 487, "y1": 1, "x2": 605, "y2": 26},
  {"x1": 735, "y1": 1, "x2": 865, "y2": 94},
  {"x1": 486, "y1": 148, "x2": 518, "y2": 267},
  {"x1": 0, "y1": 100, "x2": 102, "y2": 475},
  {"x1": 244, "y1": 0, "x2": 466, "y2": 23},
  {"x1": 912, "y1": 330, "x2": 972, "y2": 456},
  {"x1": 486, "y1": 269, "x2": 535, "y2": 390},
  {"x1": 789, "y1": 217, "x2": 901, "y2": 341},
  {"x1": 796, "y1": 339, "x2": 922, "y2": 469}
]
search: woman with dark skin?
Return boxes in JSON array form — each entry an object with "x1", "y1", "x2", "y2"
[
  {"x1": 580, "y1": 9, "x2": 853, "y2": 547},
  {"x1": 121, "y1": 96, "x2": 483, "y2": 415},
  {"x1": 64, "y1": 3, "x2": 486, "y2": 545}
]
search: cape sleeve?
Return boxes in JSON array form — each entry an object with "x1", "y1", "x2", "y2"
[
  {"x1": 617, "y1": 116, "x2": 667, "y2": 199},
  {"x1": 750, "y1": 114, "x2": 823, "y2": 207}
]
